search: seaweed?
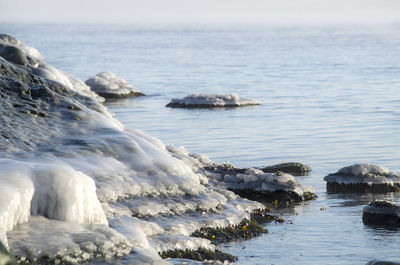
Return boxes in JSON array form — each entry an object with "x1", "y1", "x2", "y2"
[{"x1": 159, "y1": 248, "x2": 237, "y2": 262}]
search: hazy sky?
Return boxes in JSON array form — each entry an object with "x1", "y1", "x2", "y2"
[{"x1": 1, "y1": 0, "x2": 399, "y2": 25}]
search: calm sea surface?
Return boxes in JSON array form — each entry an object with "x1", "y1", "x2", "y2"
[{"x1": 2, "y1": 23, "x2": 400, "y2": 264}]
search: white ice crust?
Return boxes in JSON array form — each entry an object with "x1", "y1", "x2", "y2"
[
  {"x1": 0, "y1": 36, "x2": 295, "y2": 263},
  {"x1": 85, "y1": 71, "x2": 142, "y2": 97},
  {"x1": 206, "y1": 167, "x2": 314, "y2": 196},
  {"x1": 167, "y1": 93, "x2": 260, "y2": 107},
  {"x1": 324, "y1": 163, "x2": 400, "y2": 184}
]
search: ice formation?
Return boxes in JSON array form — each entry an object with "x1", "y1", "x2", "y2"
[
  {"x1": 324, "y1": 164, "x2": 400, "y2": 185},
  {"x1": 166, "y1": 93, "x2": 260, "y2": 108},
  {"x1": 324, "y1": 163, "x2": 400, "y2": 193},
  {"x1": 85, "y1": 72, "x2": 144, "y2": 99},
  {"x1": 0, "y1": 34, "x2": 311, "y2": 263},
  {"x1": 204, "y1": 164, "x2": 315, "y2": 202}
]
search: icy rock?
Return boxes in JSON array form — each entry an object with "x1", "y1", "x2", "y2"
[
  {"x1": 85, "y1": 72, "x2": 144, "y2": 99},
  {"x1": 166, "y1": 93, "x2": 260, "y2": 108},
  {"x1": 0, "y1": 34, "x2": 102, "y2": 102},
  {"x1": 324, "y1": 163, "x2": 400, "y2": 193},
  {"x1": 362, "y1": 200, "x2": 400, "y2": 226},
  {"x1": 7, "y1": 216, "x2": 132, "y2": 263},
  {"x1": 204, "y1": 163, "x2": 315, "y2": 202}
]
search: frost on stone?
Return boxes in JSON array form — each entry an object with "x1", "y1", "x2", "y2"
[
  {"x1": 204, "y1": 163, "x2": 315, "y2": 202},
  {"x1": 85, "y1": 72, "x2": 144, "y2": 99},
  {"x1": 166, "y1": 93, "x2": 260, "y2": 108}
]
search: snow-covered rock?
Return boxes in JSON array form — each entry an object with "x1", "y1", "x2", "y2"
[
  {"x1": 204, "y1": 163, "x2": 316, "y2": 202},
  {"x1": 85, "y1": 71, "x2": 144, "y2": 99},
  {"x1": 324, "y1": 164, "x2": 400, "y2": 193},
  {"x1": 166, "y1": 93, "x2": 260, "y2": 108}
]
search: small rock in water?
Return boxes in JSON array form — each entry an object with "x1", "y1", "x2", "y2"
[
  {"x1": 166, "y1": 93, "x2": 260, "y2": 108},
  {"x1": 324, "y1": 163, "x2": 400, "y2": 193},
  {"x1": 85, "y1": 72, "x2": 144, "y2": 99},
  {"x1": 261, "y1": 162, "x2": 311, "y2": 176},
  {"x1": 362, "y1": 200, "x2": 400, "y2": 226}
]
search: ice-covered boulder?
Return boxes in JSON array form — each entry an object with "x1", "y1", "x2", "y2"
[
  {"x1": 85, "y1": 71, "x2": 144, "y2": 99},
  {"x1": 324, "y1": 164, "x2": 400, "y2": 193},
  {"x1": 166, "y1": 93, "x2": 260, "y2": 108},
  {"x1": 362, "y1": 200, "x2": 400, "y2": 226},
  {"x1": 204, "y1": 163, "x2": 316, "y2": 202}
]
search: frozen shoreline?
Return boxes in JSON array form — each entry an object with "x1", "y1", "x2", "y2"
[{"x1": 0, "y1": 34, "x2": 315, "y2": 264}]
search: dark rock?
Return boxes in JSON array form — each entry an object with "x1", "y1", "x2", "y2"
[
  {"x1": 191, "y1": 208, "x2": 273, "y2": 244},
  {"x1": 366, "y1": 260, "x2": 400, "y2": 265},
  {"x1": 362, "y1": 200, "x2": 400, "y2": 226},
  {"x1": 0, "y1": 45, "x2": 28, "y2": 66},
  {"x1": 96, "y1": 90, "x2": 145, "y2": 99},
  {"x1": 261, "y1": 162, "x2": 311, "y2": 176},
  {"x1": 0, "y1": 34, "x2": 19, "y2": 45},
  {"x1": 159, "y1": 248, "x2": 236, "y2": 262}
]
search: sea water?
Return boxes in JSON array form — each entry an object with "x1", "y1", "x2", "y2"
[{"x1": 2, "y1": 23, "x2": 400, "y2": 264}]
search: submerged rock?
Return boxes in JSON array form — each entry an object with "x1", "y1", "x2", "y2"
[
  {"x1": 261, "y1": 162, "x2": 311, "y2": 176},
  {"x1": 166, "y1": 93, "x2": 260, "y2": 108},
  {"x1": 362, "y1": 200, "x2": 400, "y2": 226},
  {"x1": 204, "y1": 163, "x2": 316, "y2": 203},
  {"x1": 324, "y1": 164, "x2": 400, "y2": 193},
  {"x1": 85, "y1": 72, "x2": 144, "y2": 99}
]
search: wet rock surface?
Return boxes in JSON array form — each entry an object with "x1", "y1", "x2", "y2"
[
  {"x1": 260, "y1": 162, "x2": 311, "y2": 176},
  {"x1": 362, "y1": 200, "x2": 400, "y2": 226},
  {"x1": 159, "y1": 248, "x2": 236, "y2": 263},
  {"x1": 324, "y1": 164, "x2": 400, "y2": 193},
  {"x1": 191, "y1": 208, "x2": 275, "y2": 244}
]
